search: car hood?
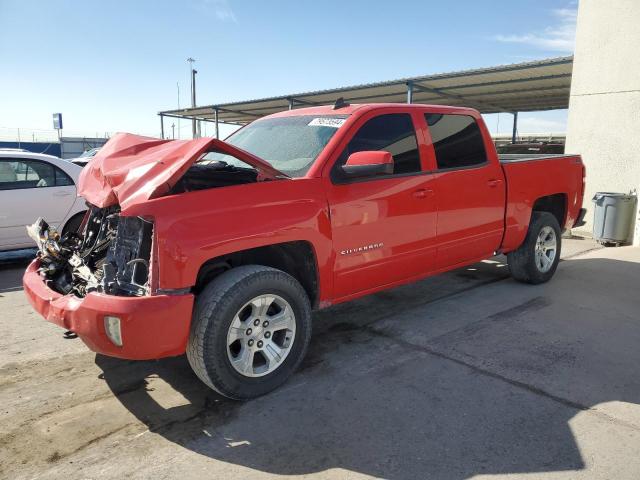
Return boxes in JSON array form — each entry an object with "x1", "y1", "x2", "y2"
[{"x1": 78, "y1": 133, "x2": 287, "y2": 210}]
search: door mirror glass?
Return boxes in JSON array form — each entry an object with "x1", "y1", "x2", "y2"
[{"x1": 341, "y1": 151, "x2": 394, "y2": 178}]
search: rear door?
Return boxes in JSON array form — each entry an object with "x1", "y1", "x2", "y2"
[
  {"x1": 325, "y1": 112, "x2": 438, "y2": 300},
  {"x1": 0, "y1": 158, "x2": 76, "y2": 249},
  {"x1": 424, "y1": 113, "x2": 506, "y2": 269}
]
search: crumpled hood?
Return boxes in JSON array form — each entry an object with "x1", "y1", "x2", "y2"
[{"x1": 78, "y1": 133, "x2": 286, "y2": 210}]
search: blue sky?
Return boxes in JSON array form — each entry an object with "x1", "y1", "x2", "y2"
[{"x1": 0, "y1": 0, "x2": 576, "y2": 138}]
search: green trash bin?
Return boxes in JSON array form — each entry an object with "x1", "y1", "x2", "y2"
[{"x1": 592, "y1": 192, "x2": 637, "y2": 246}]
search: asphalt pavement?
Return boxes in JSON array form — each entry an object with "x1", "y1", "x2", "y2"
[{"x1": 2, "y1": 237, "x2": 640, "y2": 480}]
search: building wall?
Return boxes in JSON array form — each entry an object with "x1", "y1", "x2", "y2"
[{"x1": 565, "y1": 0, "x2": 640, "y2": 243}]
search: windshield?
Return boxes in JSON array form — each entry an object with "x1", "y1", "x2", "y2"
[
  {"x1": 202, "y1": 115, "x2": 348, "y2": 177},
  {"x1": 80, "y1": 148, "x2": 99, "y2": 158}
]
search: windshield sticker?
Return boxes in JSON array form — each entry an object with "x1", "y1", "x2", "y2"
[{"x1": 308, "y1": 117, "x2": 346, "y2": 128}]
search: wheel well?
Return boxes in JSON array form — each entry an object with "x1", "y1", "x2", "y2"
[
  {"x1": 532, "y1": 194, "x2": 567, "y2": 228},
  {"x1": 62, "y1": 210, "x2": 87, "y2": 235},
  {"x1": 195, "y1": 241, "x2": 320, "y2": 308}
]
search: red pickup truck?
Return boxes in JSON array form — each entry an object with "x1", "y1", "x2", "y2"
[{"x1": 23, "y1": 103, "x2": 586, "y2": 399}]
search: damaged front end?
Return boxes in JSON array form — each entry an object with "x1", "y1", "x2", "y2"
[{"x1": 27, "y1": 206, "x2": 154, "y2": 298}]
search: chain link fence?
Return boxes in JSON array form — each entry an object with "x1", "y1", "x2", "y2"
[{"x1": 0, "y1": 127, "x2": 113, "y2": 143}]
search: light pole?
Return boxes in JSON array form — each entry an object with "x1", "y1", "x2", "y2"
[
  {"x1": 176, "y1": 81, "x2": 181, "y2": 139},
  {"x1": 187, "y1": 57, "x2": 198, "y2": 139}
]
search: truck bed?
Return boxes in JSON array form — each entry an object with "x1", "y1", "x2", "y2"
[{"x1": 499, "y1": 153, "x2": 584, "y2": 252}]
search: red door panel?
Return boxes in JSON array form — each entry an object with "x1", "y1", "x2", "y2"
[
  {"x1": 434, "y1": 165, "x2": 505, "y2": 269},
  {"x1": 420, "y1": 112, "x2": 506, "y2": 270},
  {"x1": 323, "y1": 111, "x2": 438, "y2": 301},
  {"x1": 328, "y1": 175, "x2": 437, "y2": 299}
]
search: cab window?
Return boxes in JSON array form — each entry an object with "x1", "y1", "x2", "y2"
[
  {"x1": 332, "y1": 113, "x2": 421, "y2": 182},
  {"x1": 425, "y1": 114, "x2": 487, "y2": 170}
]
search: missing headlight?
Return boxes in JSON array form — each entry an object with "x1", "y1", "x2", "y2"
[
  {"x1": 28, "y1": 208, "x2": 154, "y2": 298},
  {"x1": 102, "y1": 216, "x2": 154, "y2": 296}
]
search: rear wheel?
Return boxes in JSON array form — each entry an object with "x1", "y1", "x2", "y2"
[
  {"x1": 187, "y1": 265, "x2": 312, "y2": 400},
  {"x1": 507, "y1": 212, "x2": 562, "y2": 284}
]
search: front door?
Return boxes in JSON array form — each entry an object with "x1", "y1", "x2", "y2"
[{"x1": 326, "y1": 113, "x2": 438, "y2": 300}]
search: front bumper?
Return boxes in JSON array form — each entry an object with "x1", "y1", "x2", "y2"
[{"x1": 23, "y1": 260, "x2": 194, "y2": 360}]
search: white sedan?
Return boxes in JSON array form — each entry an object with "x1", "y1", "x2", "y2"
[{"x1": 0, "y1": 150, "x2": 87, "y2": 251}]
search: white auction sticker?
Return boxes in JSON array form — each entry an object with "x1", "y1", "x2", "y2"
[{"x1": 308, "y1": 117, "x2": 346, "y2": 128}]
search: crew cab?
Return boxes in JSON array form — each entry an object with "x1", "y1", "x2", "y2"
[{"x1": 23, "y1": 103, "x2": 586, "y2": 400}]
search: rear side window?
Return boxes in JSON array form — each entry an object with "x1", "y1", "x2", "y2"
[
  {"x1": 0, "y1": 159, "x2": 74, "y2": 190},
  {"x1": 55, "y1": 168, "x2": 74, "y2": 186},
  {"x1": 332, "y1": 113, "x2": 421, "y2": 180},
  {"x1": 425, "y1": 114, "x2": 487, "y2": 170}
]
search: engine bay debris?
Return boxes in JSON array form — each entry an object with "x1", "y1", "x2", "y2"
[{"x1": 27, "y1": 206, "x2": 153, "y2": 298}]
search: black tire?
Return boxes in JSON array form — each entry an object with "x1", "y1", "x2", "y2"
[
  {"x1": 507, "y1": 212, "x2": 562, "y2": 284},
  {"x1": 187, "y1": 265, "x2": 312, "y2": 400},
  {"x1": 62, "y1": 212, "x2": 86, "y2": 236}
]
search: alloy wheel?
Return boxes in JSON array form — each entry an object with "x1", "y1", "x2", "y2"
[
  {"x1": 534, "y1": 226, "x2": 557, "y2": 273},
  {"x1": 226, "y1": 294, "x2": 296, "y2": 377}
]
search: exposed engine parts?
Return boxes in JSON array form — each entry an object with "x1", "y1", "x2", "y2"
[
  {"x1": 27, "y1": 206, "x2": 153, "y2": 298},
  {"x1": 170, "y1": 159, "x2": 259, "y2": 194}
]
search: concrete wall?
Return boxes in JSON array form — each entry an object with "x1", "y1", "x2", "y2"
[{"x1": 565, "y1": 0, "x2": 640, "y2": 244}]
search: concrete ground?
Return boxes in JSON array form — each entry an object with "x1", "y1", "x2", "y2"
[{"x1": 1, "y1": 238, "x2": 640, "y2": 480}]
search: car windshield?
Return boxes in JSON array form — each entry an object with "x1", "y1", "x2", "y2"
[
  {"x1": 201, "y1": 115, "x2": 348, "y2": 177},
  {"x1": 80, "y1": 148, "x2": 99, "y2": 158}
]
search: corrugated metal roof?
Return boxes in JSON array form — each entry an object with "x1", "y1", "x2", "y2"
[{"x1": 159, "y1": 56, "x2": 572, "y2": 125}]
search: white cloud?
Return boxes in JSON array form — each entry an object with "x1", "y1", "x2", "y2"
[
  {"x1": 196, "y1": 0, "x2": 237, "y2": 22},
  {"x1": 494, "y1": 6, "x2": 577, "y2": 53}
]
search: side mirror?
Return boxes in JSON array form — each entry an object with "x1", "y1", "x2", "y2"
[{"x1": 341, "y1": 151, "x2": 394, "y2": 178}]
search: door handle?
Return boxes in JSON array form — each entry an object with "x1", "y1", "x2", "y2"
[
  {"x1": 53, "y1": 191, "x2": 71, "y2": 197},
  {"x1": 412, "y1": 188, "x2": 433, "y2": 199},
  {"x1": 487, "y1": 179, "x2": 503, "y2": 188}
]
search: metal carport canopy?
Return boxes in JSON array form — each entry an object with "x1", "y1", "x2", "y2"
[{"x1": 159, "y1": 56, "x2": 572, "y2": 126}]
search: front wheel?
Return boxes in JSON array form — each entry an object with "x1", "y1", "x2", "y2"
[
  {"x1": 187, "y1": 265, "x2": 312, "y2": 400},
  {"x1": 507, "y1": 212, "x2": 562, "y2": 284}
]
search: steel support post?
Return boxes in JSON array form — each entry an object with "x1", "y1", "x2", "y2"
[
  {"x1": 214, "y1": 108, "x2": 219, "y2": 139},
  {"x1": 407, "y1": 81, "x2": 414, "y2": 104}
]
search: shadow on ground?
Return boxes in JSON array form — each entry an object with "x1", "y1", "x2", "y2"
[
  {"x1": 95, "y1": 255, "x2": 640, "y2": 479},
  {"x1": 0, "y1": 249, "x2": 35, "y2": 293}
]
